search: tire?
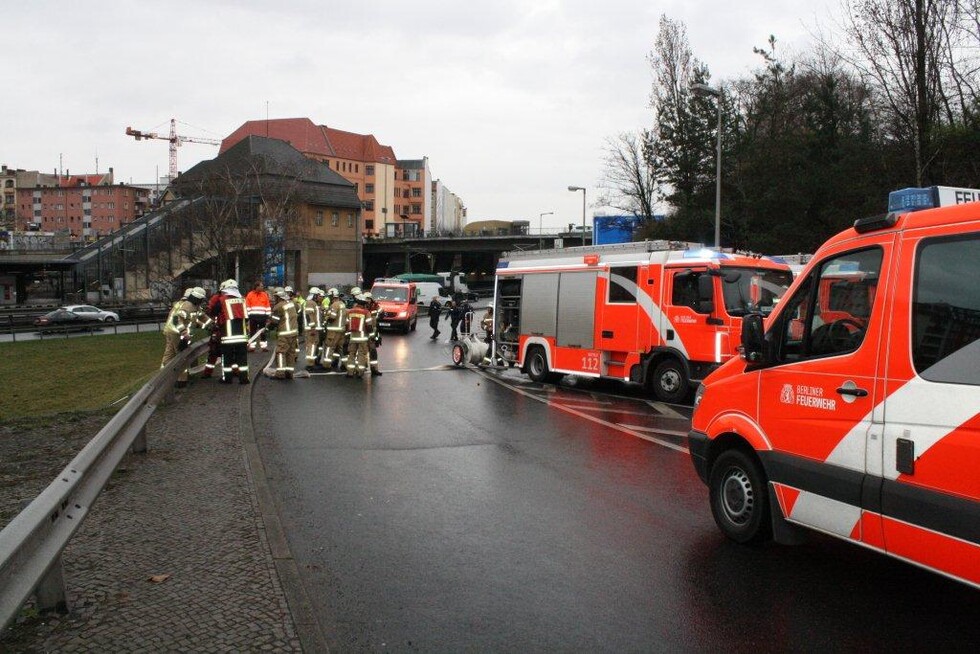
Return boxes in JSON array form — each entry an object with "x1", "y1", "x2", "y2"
[
  {"x1": 452, "y1": 344, "x2": 465, "y2": 366},
  {"x1": 402, "y1": 321, "x2": 410, "y2": 334},
  {"x1": 525, "y1": 347, "x2": 563, "y2": 383},
  {"x1": 410, "y1": 317, "x2": 417, "y2": 332},
  {"x1": 708, "y1": 448, "x2": 772, "y2": 545},
  {"x1": 650, "y1": 358, "x2": 690, "y2": 403},
  {"x1": 104, "y1": 316, "x2": 116, "y2": 323}
]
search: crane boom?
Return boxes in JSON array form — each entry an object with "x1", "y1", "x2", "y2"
[{"x1": 125, "y1": 118, "x2": 221, "y2": 181}]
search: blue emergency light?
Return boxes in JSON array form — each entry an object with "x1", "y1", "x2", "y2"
[
  {"x1": 887, "y1": 187, "x2": 939, "y2": 213},
  {"x1": 682, "y1": 248, "x2": 732, "y2": 260}
]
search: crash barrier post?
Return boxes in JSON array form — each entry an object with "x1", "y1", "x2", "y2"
[{"x1": 0, "y1": 340, "x2": 209, "y2": 632}]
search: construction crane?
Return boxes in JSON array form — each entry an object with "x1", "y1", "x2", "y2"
[{"x1": 125, "y1": 118, "x2": 222, "y2": 181}]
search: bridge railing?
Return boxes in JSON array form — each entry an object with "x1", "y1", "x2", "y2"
[{"x1": 0, "y1": 340, "x2": 209, "y2": 633}]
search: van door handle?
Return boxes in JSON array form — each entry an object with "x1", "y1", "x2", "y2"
[{"x1": 836, "y1": 385, "x2": 868, "y2": 397}]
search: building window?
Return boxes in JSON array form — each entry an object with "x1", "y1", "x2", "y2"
[
  {"x1": 411, "y1": 204, "x2": 421, "y2": 214},
  {"x1": 365, "y1": 183, "x2": 375, "y2": 194},
  {"x1": 394, "y1": 204, "x2": 401, "y2": 214},
  {"x1": 355, "y1": 164, "x2": 359, "y2": 173},
  {"x1": 366, "y1": 165, "x2": 375, "y2": 176},
  {"x1": 365, "y1": 200, "x2": 375, "y2": 211},
  {"x1": 331, "y1": 212, "x2": 339, "y2": 226},
  {"x1": 316, "y1": 210, "x2": 324, "y2": 226},
  {"x1": 347, "y1": 213, "x2": 354, "y2": 228},
  {"x1": 365, "y1": 219, "x2": 374, "y2": 229},
  {"x1": 412, "y1": 187, "x2": 421, "y2": 197}
]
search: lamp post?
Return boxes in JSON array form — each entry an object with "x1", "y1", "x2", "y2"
[
  {"x1": 691, "y1": 82, "x2": 722, "y2": 248},
  {"x1": 538, "y1": 211, "x2": 553, "y2": 250},
  {"x1": 567, "y1": 186, "x2": 587, "y2": 245}
]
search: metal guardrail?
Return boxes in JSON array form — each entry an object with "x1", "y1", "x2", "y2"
[{"x1": 0, "y1": 340, "x2": 209, "y2": 632}]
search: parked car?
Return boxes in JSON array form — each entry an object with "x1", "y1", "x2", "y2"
[
  {"x1": 34, "y1": 309, "x2": 102, "y2": 333},
  {"x1": 61, "y1": 304, "x2": 120, "y2": 322}
]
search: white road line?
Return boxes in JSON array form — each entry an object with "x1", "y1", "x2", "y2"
[
  {"x1": 551, "y1": 405, "x2": 679, "y2": 418},
  {"x1": 474, "y1": 369, "x2": 689, "y2": 454},
  {"x1": 306, "y1": 364, "x2": 459, "y2": 376},
  {"x1": 617, "y1": 423, "x2": 690, "y2": 437},
  {"x1": 645, "y1": 401, "x2": 688, "y2": 420}
]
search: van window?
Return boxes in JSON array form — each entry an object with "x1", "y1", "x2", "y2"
[
  {"x1": 372, "y1": 286, "x2": 408, "y2": 302},
  {"x1": 773, "y1": 247, "x2": 882, "y2": 362},
  {"x1": 912, "y1": 234, "x2": 980, "y2": 385}
]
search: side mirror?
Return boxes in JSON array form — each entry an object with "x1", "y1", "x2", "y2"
[
  {"x1": 741, "y1": 313, "x2": 766, "y2": 364},
  {"x1": 697, "y1": 275, "x2": 715, "y2": 315}
]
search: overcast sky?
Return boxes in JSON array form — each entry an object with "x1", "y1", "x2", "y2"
[{"x1": 5, "y1": 0, "x2": 839, "y2": 230}]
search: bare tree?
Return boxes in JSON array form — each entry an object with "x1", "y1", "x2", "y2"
[
  {"x1": 596, "y1": 131, "x2": 658, "y2": 219},
  {"x1": 841, "y1": 0, "x2": 964, "y2": 184}
]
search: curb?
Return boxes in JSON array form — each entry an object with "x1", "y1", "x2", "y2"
[{"x1": 239, "y1": 362, "x2": 329, "y2": 653}]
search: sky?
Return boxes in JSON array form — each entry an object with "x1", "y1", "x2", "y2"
[{"x1": 4, "y1": 0, "x2": 841, "y2": 231}]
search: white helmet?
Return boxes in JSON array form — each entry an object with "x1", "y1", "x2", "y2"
[
  {"x1": 275, "y1": 289, "x2": 290, "y2": 300},
  {"x1": 361, "y1": 292, "x2": 373, "y2": 301},
  {"x1": 284, "y1": 285, "x2": 295, "y2": 295},
  {"x1": 189, "y1": 287, "x2": 207, "y2": 300},
  {"x1": 182, "y1": 287, "x2": 194, "y2": 298},
  {"x1": 309, "y1": 287, "x2": 323, "y2": 297},
  {"x1": 219, "y1": 279, "x2": 238, "y2": 291},
  {"x1": 349, "y1": 286, "x2": 362, "y2": 296},
  {"x1": 327, "y1": 287, "x2": 339, "y2": 297}
]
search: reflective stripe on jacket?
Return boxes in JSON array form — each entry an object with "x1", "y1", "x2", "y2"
[
  {"x1": 346, "y1": 307, "x2": 372, "y2": 342},
  {"x1": 220, "y1": 296, "x2": 249, "y2": 344},
  {"x1": 244, "y1": 290, "x2": 272, "y2": 317},
  {"x1": 270, "y1": 300, "x2": 299, "y2": 336},
  {"x1": 325, "y1": 299, "x2": 347, "y2": 331},
  {"x1": 304, "y1": 302, "x2": 324, "y2": 331}
]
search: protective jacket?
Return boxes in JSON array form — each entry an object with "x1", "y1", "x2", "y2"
[
  {"x1": 244, "y1": 289, "x2": 272, "y2": 319},
  {"x1": 214, "y1": 294, "x2": 248, "y2": 344},
  {"x1": 270, "y1": 300, "x2": 299, "y2": 336},
  {"x1": 165, "y1": 299, "x2": 196, "y2": 337},
  {"x1": 304, "y1": 301, "x2": 325, "y2": 332},
  {"x1": 325, "y1": 298, "x2": 347, "y2": 332},
  {"x1": 346, "y1": 306, "x2": 373, "y2": 342}
]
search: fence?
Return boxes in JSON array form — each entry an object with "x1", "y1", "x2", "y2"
[{"x1": 0, "y1": 341, "x2": 209, "y2": 632}]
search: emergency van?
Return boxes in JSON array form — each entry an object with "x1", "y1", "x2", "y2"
[
  {"x1": 492, "y1": 241, "x2": 793, "y2": 402},
  {"x1": 688, "y1": 186, "x2": 980, "y2": 588},
  {"x1": 370, "y1": 280, "x2": 418, "y2": 333}
]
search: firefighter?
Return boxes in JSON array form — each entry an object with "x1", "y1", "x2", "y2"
[
  {"x1": 161, "y1": 287, "x2": 207, "y2": 387},
  {"x1": 322, "y1": 287, "x2": 347, "y2": 371},
  {"x1": 303, "y1": 287, "x2": 326, "y2": 369},
  {"x1": 363, "y1": 291, "x2": 383, "y2": 376},
  {"x1": 286, "y1": 285, "x2": 304, "y2": 357},
  {"x1": 480, "y1": 306, "x2": 497, "y2": 367},
  {"x1": 345, "y1": 293, "x2": 373, "y2": 378},
  {"x1": 340, "y1": 286, "x2": 361, "y2": 370},
  {"x1": 212, "y1": 279, "x2": 250, "y2": 384},
  {"x1": 201, "y1": 287, "x2": 224, "y2": 378},
  {"x1": 244, "y1": 280, "x2": 272, "y2": 352},
  {"x1": 269, "y1": 288, "x2": 299, "y2": 379}
]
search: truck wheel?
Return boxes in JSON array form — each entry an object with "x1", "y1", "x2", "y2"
[
  {"x1": 708, "y1": 449, "x2": 772, "y2": 545},
  {"x1": 651, "y1": 358, "x2": 689, "y2": 403},
  {"x1": 526, "y1": 347, "x2": 551, "y2": 383}
]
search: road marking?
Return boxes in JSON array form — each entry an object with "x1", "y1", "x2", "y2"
[
  {"x1": 616, "y1": 423, "x2": 689, "y2": 437},
  {"x1": 474, "y1": 369, "x2": 689, "y2": 454},
  {"x1": 306, "y1": 364, "x2": 460, "y2": 376},
  {"x1": 645, "y1": 401, "x2": 687, "y2": 420},
  {"x1": 549, "y1": 404, "x2": 656, "y2": 416}
]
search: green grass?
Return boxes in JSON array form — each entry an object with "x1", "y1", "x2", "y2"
[{"x1": 0, "y1": 332, "x2": 166, "y2": 420}]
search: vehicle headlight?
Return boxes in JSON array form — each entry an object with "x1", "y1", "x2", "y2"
[
  {"x1": 693, "y1": 383, "x2": 707, "y2": 409},
  {"x1": 397, "y1": 311, "x2": 407, "y2": 318}
]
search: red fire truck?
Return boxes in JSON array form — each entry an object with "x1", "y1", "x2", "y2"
[
  {"x1": 689, "y1": 185, "x2": 980, "y2": 588},
  {"x1": 491, "y1": 241, "x2": 793, "y2": 402}
]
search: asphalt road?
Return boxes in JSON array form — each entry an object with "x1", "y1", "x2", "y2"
[{"x1": 252, "y1": 330, "x2": 980, "y2": 652}]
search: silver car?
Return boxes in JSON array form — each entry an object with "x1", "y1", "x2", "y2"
[{"x1": 62, "y1": 304, "x2": 120, "y2": 322}]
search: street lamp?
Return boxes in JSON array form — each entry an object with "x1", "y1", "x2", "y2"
[
  {"x1": 691, "y1": 82, "x2": 722, "y2": 248},
  {"x1": 538, "y1": 211, "x2": 553, "y2": 250},
  {"x1": 567, "y1": 186, "x2": 588, "y2": 245}
]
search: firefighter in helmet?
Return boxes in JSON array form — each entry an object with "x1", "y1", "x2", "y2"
[
  {"x1": 363, "y1": 291, "x2": 383, "y2": 376},
  {"x1": 269, "y1": 287, "x2": 299, "y2": 379},
  {"x1": 345, "y1": 293, "x2": 373, "y2": 378},
  {"x1": 211, "y1": 279, "x2": 250, "y2": 384},
  {"x1": 322, "y1": 287, "x2": 347, "y2": 371},
  {"x1": 304, "y1": 287, "x2": 326, "y2": 369},
  {"x1": 162, "y1": 287, "x2": 207, "y2": 387},
  {"x1": 340, "y1": 286, "x2": 362, "y2": 369}
]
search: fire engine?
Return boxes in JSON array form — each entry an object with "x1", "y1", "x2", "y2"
[
  {"x1": 689, "y1": 185, "x2": 980, "y2": 588},
  {"x1": 491, "y1": 241, "x2": 793, "y2": 402}
]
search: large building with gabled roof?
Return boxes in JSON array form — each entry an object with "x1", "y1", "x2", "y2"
[{"x1": 220, "y1": 117, "x2": 442, "y2": 237}]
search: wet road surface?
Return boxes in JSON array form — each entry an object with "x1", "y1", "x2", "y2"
[{"x1": 251, "y1": 332, "x2": 980, "y2": 652}]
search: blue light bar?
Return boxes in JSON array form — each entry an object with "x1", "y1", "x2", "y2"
[
  {"x1": 682, "y1": 248, "x2": 730, "y2": 259},
  {"x1": 888, "y1": 187, "x2": 938, "y2": 213}
]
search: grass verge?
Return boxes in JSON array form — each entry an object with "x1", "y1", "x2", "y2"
[{"x1": 0, "y1": 332, "x2": 165, "y2": 420}]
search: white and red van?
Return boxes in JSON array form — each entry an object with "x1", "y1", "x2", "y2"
[
  {"x1": 689, "y1": 186, "x2": 980, "y2": 588},
  {"x1": 370, "y1": 280, "x2": 418, "y2": 333},
  {"x1": 492, "y1": 240, "x2": 793, "y2": 401}
]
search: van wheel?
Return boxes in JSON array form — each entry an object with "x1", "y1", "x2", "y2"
[
  {"x1": 410, "y1": 318, "x2": 417, "y2": 332},
  {"x1": 650, "y1": 358, "x2": 689, "y2": 403},
  {"x1": 709, "y1": 449, "x2": 772, "y2": 544}
]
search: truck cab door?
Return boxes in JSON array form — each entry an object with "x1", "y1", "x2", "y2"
[
  {"x1": 879, "y1": 227, "x2": 980, "y2": 585},
  {"x1": 756, "y1": 239, "x2": 892, "y2": 543},
  {"x1": 664, "y1": 268, "x2": 711, "y2": 362}
]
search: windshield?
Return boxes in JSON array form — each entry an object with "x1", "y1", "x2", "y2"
[
  {"x1": 372, "y1": 286, "x2": 408, "y2": 302},
  {"x1": 721, "y1": 267, "x2": 793, "y2": 316}
]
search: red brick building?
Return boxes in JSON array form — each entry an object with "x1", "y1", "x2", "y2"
[{"x1": 15, "y1": 168, "x2": 150, "y2": 238}]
